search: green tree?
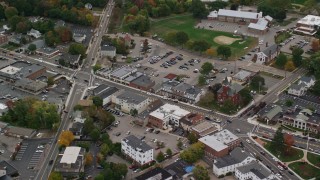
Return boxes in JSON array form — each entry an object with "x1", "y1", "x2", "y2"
[
  {"x1": 100, "y1": 143, "x2": 111, "y2": 156},
  {"x1": 58, "y1": 59, "x2": 67, "y2": 67},
  {"x1": 220, "y1": 99, "x2": 237, "y2": 114},
  {"x1": 292, "y1": 47, "x2": 304, "y2": 67},
  {"x1": 48, "y1": 172, "x2": 63, "y2": 180},
  {"x1": 176, "y1": 31, "x2": 189, "y2": 47},
  {"x1": 198, "y1": 75, "x2": 206, "y2": 86},
  {"x1": 94, "y1": 174, "x2": 104, "y2": 180},
  {"x1": 92, "y1": 96, "x2": 103, "y2": 107},
  {"x1": 239, "y1": 88, "x2": 253, "y2": 106},
  {"x1": 192, "y1": 40, "x2": 210, "y2": 53},
  {"x1": 93, "y1": 64, "x2": 102, "y2": 73},
  {"x1": 156, "y1": 151, "x2": 165, "y2": 162},
  {"x1": 285, "y1": 99, "x2": 294, "y2": 107},
  {"x1": 193, "y1": 165, "x2": 210, "y2": 180},
  {"x1": 47, "y1": 77, "x2": 54, "y2": 86},
  {"x1": 130, "y1": 109, "x2": 138, "y2": 116},
  {"x1": 177, "y1": 141, "x2": 183, "y2": 149},
  {"x1": 166, "y1": 148, "x2": 173, "y2": 157},
  {"x1": 179, "y1": 142, "x2": 204, "y2": 163},
  {"x1": 190, "y1": 0, "x2": 208, "y2": 19},
  {"x1": 275, "y1": 53, "x2": 287, "y2": 69},
  {"x1": 45, "y1": 31, "x2": 60, "y2": 47},
  {"x1": 164, "y1": 32, "x2": 178, "y2": 45},
  {"x1": 250, "y1": 75, "x2": 265, "y2": 91},
  {"x1": 312, "y1": 80, "x2": 320, "y2": 96},
  {"x1": 207, "y1": 1, "x2": 228, "y2": 11},
  {"x1": 69, "y1": 43, "x2": 86, "y2": 56},
  {"x1": 217, "y1": 45, "x2": 232, "y2": 59},
  {"x1": 270, "y1": 128, "x2": 284, "y2": 153},
  {"x1": 90, "y1": 128, "x2": 101, "y2": 142},
  {"x1": 83, "y1": 118, "x2": 95, "y2": 135},
  {"x1": 5, "y1": 7, "x2": 18, "y2": 19},
  {"x1": 187, "y1": 132, "x2": 198, "y2": 144},
  {"x1": 200, "y1": 62, "x2": 214, "y2": 75},
  {"x1": 28, "y1": 44, "x2": 37, "y2": 52},
  {"x1": 0, "y1": 5, "x2": 5, "y2": 20}
]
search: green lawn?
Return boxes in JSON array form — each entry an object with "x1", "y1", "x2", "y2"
[
  {"x1": 307, "y1": 152, "x2": 320, "y2": 168},
  {"x1": 289, "y1": 162, "x2": 320, "y2": 179},
  {"x1": 291, "y1": 0, "x2": 307, "y2": 5},
  {"x1": 275, "y1": 31, "x2": 292, "y2": 44},
  {"x1": 1, "y1": 44, "x2": 20, "y2": 50},
  {"x1": 264, "y1": 143, "x2": 304, "y2": 162},
  {"x1": 149, "y1": 14, "x2": 257, "y2": 58}
]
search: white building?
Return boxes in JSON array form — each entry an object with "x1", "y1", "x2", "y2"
[
  {"x1": 73, "y1": 33, "x2": 86, "y2": 43},
  {"x1": 235, "y1": 161, "x2": 277, "y2": 180},
  {"x1": 112, "y1": 90, "x2": 150, "y2": 114},
  {"x1": 27, "y1": 29, "x2": 41, "y2": 38},
  {"x1": 121, "y1": 135, "x2": 154, "y2": 166},
  {"x1": 213, "y1": 147, "x2": 255, "y2": 176},
  {"x1": 148, "y1": 104, "x2": 190, "y2": 129},
  {"x1": 254, "y1": 44, "x2": 280, "y2": 64},
  {"x1": 100, "y1": 42, "x2": 116, "y2": 58},
  {"x1": 288, "y1": 84, "x2": 306, "y2": 96},
  {"x1": 299, "y1": 76, "x2": 316, "y2": 88},
  {"x1": 55, "y1": 146, "x2": 85, "y2": 176},
  {"x1": 295, "y1": 15, "x2": 320, "y2": 35}
]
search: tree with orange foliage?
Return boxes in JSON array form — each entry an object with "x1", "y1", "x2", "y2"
[
  {"x1": 58, "y1": 130, "x2": 75, "y2": 147},
  {"x1": 284, "y1": 133, "x2": 295, "y2": 155},
  {"x1": 148, "y1": 0, "x2": 157, "y2": 7},
  {"x1": 84, "y1": 152, "x2": 93, "y2": 166},
  {"x1": 311, "y1": 39, "x2": 320, "y2": 52}
]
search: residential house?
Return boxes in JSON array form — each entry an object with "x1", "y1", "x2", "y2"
[
  {"x1": 8, "y1": 34, "x2": 23, "y2": 45},
  {"x1": 54, "y1": 146, "x2": 85, "y2": 177},
  {"x1": 69, "y1": 122, "x2": 83, "y2": 138},
  {"x1": 135, "y1": 167, "x2": 172, "y2": 180},
  {"x1": 299, "y1": 76, "x2": 316, "y2": 88},
  {"x1": 199, "y1": 129, "x2": 241, "y2": 159},
  {"x1": 5, "y1": 126, "x2": 36, "y2": 139},
  {"x1": 288, "y1": 84, "x2": 306, "y2": 96},
  {"x1": 0, "y1": 160, "x2": 19, "y2": 179},
  {"x1": 73, "y1": 111, "x2": 85, "y2": 124},
  {"x1": 180, "y1": 113, "x2": 203, "y2": 131},
  {"x1": 93, "y1": 84, "x2": 119, "y2": 106},
  {"x1": 73, "y1": 34, "x2": 86, "y2": 43},
  {"x1": 36, "y1": 47, "x2": 60, "y2": 58},
  {"x1": 148, "y1": 104, "x2": 190, "y2": 129},
  {"x1": 213, "y1": 147, "x2": 255, "y2": 176},
  {"x1": 0, "y1": 104, "x2": 8, "y2": 117},
  {"x1": 282, "y1": 108, "x2": 320, "y2": 133},
  {"x1": 248, "y1": 17, "x2": 270, "y2": 34},
  {"x1": 59, "y1": 53, "x2": 81, "y2": 68},
  {"x1": 108, "y1": 66, "x2": 137, "y2": 84},
  {"x1": 123, "y1": 71, "x2": 143, "y2": 85},
  {"x1": 217, "y1": 77, "x2": 243, "y2": 105},
  {"x1": 121, "y1": 135, "x2": 154, "y2": 166},
  {"x1": 55, "y1": 20, "x2": 66, "y2": 29},
  {"x1": 100, "y1": 42, "x2": 116, "y2": 58},
  {"x1": 159, "y1": 80, "x2": 202, "y2": 104},
  {"x1": 129, "y1": 75, "x2": 155, "y2": 92},
  {"x1": 112, "y1": 91, "x2": 150, "y2": 114},
  {"x1": 295, "y1": 15, "x2": 320, "y2": 35},
  {"x1": 235, "y1": 161, "x2": 276, "y2": 180},
  {"x1": 27, "y1": 29, "x2": 41, "y2": 38},
  {"x1": 191, "y1": 121, "x2": 219, "y2": 137},
  {"x1": 253, "y1": 44, "x2": 280, "y2": 64},
  {"x1": 164, "y1": 159, "x2": 192, "y2": 179}
]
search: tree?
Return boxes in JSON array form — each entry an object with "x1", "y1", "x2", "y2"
[
  {"x1": 177, "y1": 141, "x2": 183, "y2": 149},
  {"x1": 83, "y1": 118, "x2": 95, "y2": 135},
  {"x1": 285, "y1": 99, "x2": 294, "y2": 107},
  {"x1": 206, "y1": 48, "x2": 216, "y2": 57},
  {"x1": 239, "y1": 88, "x2": 252, "y2": 106},
  {"x1": 176, "y1": 31, "x2": 189, "y2": 47},
  {"x1": 207, "y1": 1, "x2": 228, "y2": 11},
  {"x1": 69, "y1": 43, "x2": 86, "y2": 56},
  {"x1": 192, "y1": 40, "x2": 210, "y2": 53},
  {"x1": 92, "y1": 96, "x2": 103, "y2": 107},
  {"x1": 179, "y1": 142, "x2": 204, "y2": 163},
  {"x1": 166, "y1": 148, "x2": 172, "y2": 157},
  {"x1": 93, "y1": 64, "x2": 102, "y2": 73},
  {"x1": 292, "y1": 47, "x2": 304, "y2": 67},
  {"x1": 284, "y1": 134, "x2": 295, "y2": 155},
  {"x1": 156, "y1": 151, "x2": 165, "y2": 162},
  {"x1": 45, "y1": 31, "x2": 60, "y2": 47},
  {"x1": 142, "y1": 39, "x2": 149, "y2": 53},
  {"x1": 275, "y1": 53, "x2": 287, "y2": 69},
  {"x1": 0, "y1": 5, "x2": 5, "y2": 20},
  {"x1": 217, "y1": 45, "x2": 231, "y2": 59},
  {"x1": 101, "y1": 143, "x2": 111, "y2": 156},
  {"x1": 47, "y1": 77, "x2": 55, "y2": 86},
  {"x1": 90, "y1": 128, "x2": 101, "y2": 142},
  {"x1": 84, "y1": 152, "x2": 93, "y2": 166},
  {"x1": 230, "y1": 3, "x2": 239, "y2": 10},
  {"x1": 58, "y1": 130, "x2": 75, "y2": 147},
  {"x1": 201, "y1": 62, "x2": 214, "y2": 75},
  {"x1": 193, "y1": 165, "x2": 210, "y2": 180},
  {"x1": 311, "y1": 39, "x2": 320, "y2": 52},
  {"x1": 5, "y1": 7, "x2": 18, "y2": 19},
  {"x1": 312, "y1": 80, "x2": 320, "y2": 96},
  {"x1": 94, "y1": 174, "x2": 104, "y2": 180},
  {"x1": 58, "y1": 59, "x2": 67, "y2": 67},
  {"x1": 250, "y1": 75, "x2": 265, "y2": 91},
  {"x1": 285, "y1": 60, "x2": 296, "y2": 71},
  {"x1": 56, "y1": 27, "x2": 72, "y2": 43},
  {"x1": 28, "y1": 44, "x2": 37, "y2": 53},
  {"x1": 190, "y1": 0, "x2": 208, "y2": 19},
  {"x1": 198, "y1": 75, "x2": 206, "y2": 86},
  {"x1": 164, "y1": 32, "x2": 178, "y2": 45},
  {"x1": 130, "y1": 109, "x2": 138, "y2": 116},
  {"x1": 49, "y1": 172, "x2": 63, "y2": 180},
  {"x1": 187, "y1": 132, "x2": 198, "y2": 144},
  {"x1": 270, "y1": 128, "x2": 284, "y2": 153}
]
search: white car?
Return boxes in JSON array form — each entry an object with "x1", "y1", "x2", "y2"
[
  {"x1": 37, "y1": 145, "x2": 44, "y2": 149},
  {"x1": 246, "y1": 139, "x2": 251, "y2": 144},
  {"x1": 36, "y1": 150, "x2": 43, "y2": 153},
  {"x1": 278, "y1": 165, "x2": 284, "y2": 171}
]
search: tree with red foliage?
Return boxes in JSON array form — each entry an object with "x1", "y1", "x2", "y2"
[
  {"x1": 133, "y1": 0, "x2": 144, "y2": 8},
  {"x1": 311, "y1": 39, "x2": 320, "y2": 52},
  {"x1": 284, "y1": 133, "x2": 295, "y2": 155}
]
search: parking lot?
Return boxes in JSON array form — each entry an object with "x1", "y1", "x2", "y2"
[
  {"x1": 279, "y1": 34, "x2": 312, "y2": 57},
  {"x1": 107, "y1": 115, "x2": 187, "y2": 154},
  {"x1": 278, "y1": 93, "x2": 320, "y2": 112}
]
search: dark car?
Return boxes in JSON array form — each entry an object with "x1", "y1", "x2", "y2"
[
  {"x1": 115, "y1": 132, "x2": 121, "y2": 136},
  {"x1": 227, "y1": 119, "x2": 233, "y2": 123},
  {"x1": 155, "y1": 130, "x2": 160, "y2": 134},
  {"x1": 84, "y1": 80, "x2": 89, "y2": 83},
  {"x1": 49, "y1": 160, "x2": 54, "y2": 165},
  {"x1": 205, "y1": 116, "x2": 211, "y2": 120}
]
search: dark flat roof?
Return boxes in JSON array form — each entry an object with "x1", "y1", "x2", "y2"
[{"x1": 135, "y1": 167, "x2": 172, "y2": 180}]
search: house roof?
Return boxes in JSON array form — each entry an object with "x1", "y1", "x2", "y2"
[
  {"x1": 111, "y1": 66, "x2": 137, "y2": 78},
  {"x1": 149, "y1": 104, "x2": 190, "y2": 121},
  {"x1": 124, "y1": 72, "x2": 143, "y2": 82},
  {"x1": 289, "y1": 84, "x2": 305, "y2": 91},
  {"x1": 18, "y1": 64, "x2": 45, "y2": 78},
  {"x1": 214, "y1": 147, "x2": 253, "y2": 168},
  {"x1": 175, "y1": 83, "x2": 202, "y2": 96},
  {"x1": 14, "y1": 78, "x2": 47, "y2": 92},
  {"x1": 5, "y1": 126, "x2": 35, "y2": 137},
  {"x1": 60, "y1": 146, "x2": 81, "y2": 164},
  {"x1": 123, "y1": 135, "x2": 153, "y2": 152},
  {"x1": 248, "y1": 18, "x2": 268, "y2": 30},
  {"x1": 199, "y1": 129, "x2": 239, "y2": 152},
  {"x1": 0, "y1": 161, "x2": 18, "y2": 176},
  {"x1": 164, "y1": 159, "x2": 189, "y2": 178},
  {"x1": 164, "y1": 73, "x2": 177, "y2": 80},
  {"x1": 36, "y1": 47, "x2": 59, "y2": 55},
  {"x1": 233, "y1": 70, "x2": 252, "y2": 81},
  {"x1": 264, "y1": 105, "x2": 282, "y2": 120},
  {"x1": 262, "y1": 44, "x2": 279, "y2": 55},
  {"x1": 191, "y1": 121, "x2": 218, "y2": 137},
  {"x1": 130, "y1": 75, "x2": 155, "y2": 88},
  {"x1": 300, "y1": 76, "x2": 315, "y2": 84},
  {"x1": 236, "y1": 161, "x2": 271, "y2": 179},
  {"x1": 264, "y1": 15, "x2": 273, "y2": 21},
  {"x1": 136, "y1": 167, "x2": 171, "y2": 180},
  {"x1": 78, "y1": 99, "x2": 93, "y2": 107},
  {"x1": 116, "y1": 91, "x2": 148, "y2": 105},
  {"x1": 297, "y1": 15, "x2": 320, "y2": 26},
  {"x1": 217, "y1": 9, "x2": 262, "y2": 19},
  {"x1": 101, "y1": 44, "x2": 116, "y2": 51},
  {"x1": 60, "y1": 53, "x2": 81, "y2": 64},
  {"x1": 97, "y1": 87, "x2": 118, "y2": 99}
]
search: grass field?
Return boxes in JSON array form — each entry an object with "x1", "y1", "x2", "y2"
[
  {"x1": 307, "y1": 152, "x2": 320, "y2": 167},
  {"x1": 291, "y1": 0, "x2": 307, "y2": 4},
  {"x1": 289, "y1": 162, "x2": 320, "y2": 179},
  {"x1": 264, "y1": 143, "x2": 304, "y2": 162},
  {"x1": 149, "y1": 14, "x2": 257, "y2": 58}
]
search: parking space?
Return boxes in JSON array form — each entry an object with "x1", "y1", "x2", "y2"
[
  {"x1": 16, "y1": 142, "x2": 28, "y2": 160},
  {"x1": 278, "y1": 93, "x2": 320, "y2": 112},
  {"x1": 279, "y1": 34, "x2": 312, "y2": 57}
]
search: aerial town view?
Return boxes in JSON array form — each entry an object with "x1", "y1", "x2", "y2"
[{"x1": 0, "y1": 0, "x2": 319, "y2": 179}]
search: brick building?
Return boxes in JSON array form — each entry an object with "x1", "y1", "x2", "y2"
[{"x1": 217, "y1": 77, "x2": 243, "y2": 105}]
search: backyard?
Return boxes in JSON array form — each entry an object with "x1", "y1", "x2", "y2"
[
  {"x1": 289, "y1": 162, "x2": 320, "y2": 179},
  {"x1": 149, "y1": 14, "x2": 257, "y2": 58}
]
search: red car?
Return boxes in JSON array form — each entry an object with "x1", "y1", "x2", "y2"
[{"x1": 129, "y1": 165, "x2": 137, "y2": 169}]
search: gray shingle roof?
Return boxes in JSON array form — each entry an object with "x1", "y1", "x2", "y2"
[
  {"x1": 117, "y1": 91, "x2": 148, "y2": 105},
  {"x1": 0, "y1": 161, "x2": 18, "y2": 176},
  {"x1": 262, "y1": 44, "x2": 279, "y2": 55},
  {"x1": 289, "y1": 84, "x2": 305, "y2": 91},
  {"x1": 136, "y1": 167, "x2": 171, "y2": 180},
  {"x1": 98, "y1": 87, "x2": 118, "y2": 99},
  {"x1": 123, "y1": 135, "x2": 152, "y2": 152},
  {"x1": 300, "y1": 76, "x2": 315, "y2": 84},
  {"x1": 130, "y1": 75, "x2": 155, "y2": 88},
  {"x1": 214, "y1": 147, "x2": 252, "y2": 168},
  {"x1": 236, "y1": 161, "x2": 271, "y2": 179},
  {"x1": 264, "y1": 105, "x2": 282, "y2": 120},
  {"x1": 93, "y1": 84, "x2": 110, "y2": 95}
]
